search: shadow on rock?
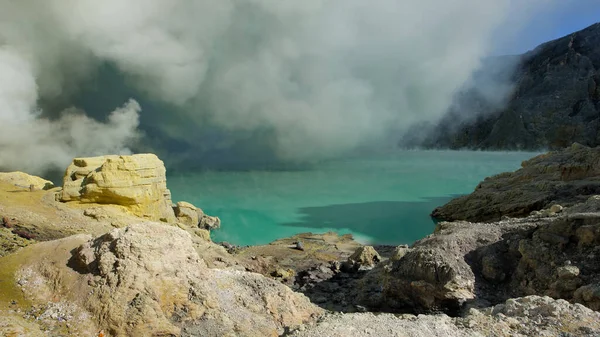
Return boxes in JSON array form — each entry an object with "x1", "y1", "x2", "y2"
[{"x1": 292, "y1": 245, "x2": 422, "y2": 314}]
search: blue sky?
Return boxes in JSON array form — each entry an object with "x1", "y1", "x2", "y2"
[{"x1": 495, "y1": 0, "x2": 600, "y2": 55}]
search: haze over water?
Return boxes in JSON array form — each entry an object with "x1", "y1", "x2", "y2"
[{"x1": 168, "y1": 150, "x2": 538, "y2": 246}]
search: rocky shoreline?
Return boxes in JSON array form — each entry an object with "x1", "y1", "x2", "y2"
[
  {"x1": 432, "y1": 143, "x2": 600, "y2": 222},
  {"x1": 1, "y1": 147, "x2": 600, "y2": 336}
]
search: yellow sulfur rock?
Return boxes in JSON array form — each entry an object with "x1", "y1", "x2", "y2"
[
  {"x1": 60, "y1": 154, "x2": 176, "y2": 222},
  {"x1": 0, "y1": 172, "x2": 54, "y2": 190}
]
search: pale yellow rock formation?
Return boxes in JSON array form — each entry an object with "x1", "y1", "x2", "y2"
[
  {"x1": 0, "y1": 172, "x2": 54, "y2": 190},
  {"x1": 348, "y1": 246, "x2": 381, "y2": 268},
  {"x1": 8, "y1": 223, "x2": 322, "y2": 336},
  {"x1": 60, "y1": 154, "x2": 176, "y2": 222},
  {"x1": 174, "y1": 201, "x2": 199, "y2": 226}
]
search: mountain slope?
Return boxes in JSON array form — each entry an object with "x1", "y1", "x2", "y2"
[{"x1": 417, "y1": 22, "x2": 600, "y2": 150}]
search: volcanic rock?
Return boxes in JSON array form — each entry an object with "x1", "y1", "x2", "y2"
[
  {"x1": 0, "y1": 172, "x2": 54, "y2": 190},
  {"x1": 199, "y1": 214, "x2": 221, "y2": 230},
  {"x1": 346, "y1": 246, "x2": 381, "y2": 269},
  {"x1": 12, "y1": 222, "x2": 322, "y2": 336},
  {"x1": 174, "y1": 201, "x2": 199, "y2": 226},
  {"x1": 418, "y1": 23, "x2": 600, "y2": 152},
  {"x1": 432, "y1": 144, "x2": 600, "y2": 222},
  {"x1": 60, "y1": 154, "x2": 177, "y2": 222},
  {"x1": 289, "y1": 296, "x2": 600, "y2": 337}
]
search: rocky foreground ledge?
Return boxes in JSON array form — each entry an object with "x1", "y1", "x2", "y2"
[{"x1": 1, "y1": 151, "x2": 600, "y2": 336}]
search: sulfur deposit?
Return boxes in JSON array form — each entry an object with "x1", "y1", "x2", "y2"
[{"x1": 60, "y1": 154, "x2": 177, "y2": 222}]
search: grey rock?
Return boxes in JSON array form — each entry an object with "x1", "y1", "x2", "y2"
[
  {"x1": 349, "y1": 206, "x2": 600, "y2": 313},
  {"x1": 558, "y1": 265, "x2": 580, "y2": 279},
  {"x1": 432, "y1": 145, "x2": 600, "y2": 222},
  {"x1": 390, "y1": 245, "x2": 411, "y2": 261},
  {"x1": 290, "y1": 296, "x2": 600, "y2": 337},
  {"x1": 416, "y1": 23, "x2": 600, "y2": 152},
  {"x1": 199, "y1": 214, "x2": 221, "y2": 230},
  {"x1": 574, "y1": 283, "x2": 600, "y2": 310}
]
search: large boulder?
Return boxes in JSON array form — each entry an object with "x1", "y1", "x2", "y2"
[
  {"x1": 346, "y1": 246, "x2": 381, "y2": 269},
  {"x1": 574, "y1": 284, "x2": 600, "y2": 311},
  {"x1": 173, "y1": 201, "x2": 199, "y2": 226},
  {"x1": 432, "y1": 144, "x2": 600, "y2": 222},
  {"x1": 12, "y1": 222, "x2": 322, "y2": 336},
  {"x1": 173, "y1": 201, "x2": 222, "y2": 231},
  {"x1": 375, "y1": 220, "x2": 519, "y2": 311},
  {"x1": 60, "y1": 154, "x2": 177, "y2": 222}
]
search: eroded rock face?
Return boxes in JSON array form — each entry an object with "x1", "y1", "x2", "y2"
[
  {"x1": 174, "y1": 201, "x2": 199, "y2": 226},
  {"x1": 358, "y1": 202, "x2": 600, "y2": 313},
  {"x1": 513, "y1": 211, "x2": 600, "y2": 308},
  {"x1": 416, "y1": 23, "x2": 600, "y2": 152},
  {"x1": 376, "y1": 221, "x2": 516, "y2": 312},
  {"x1": 432, "y1": 144, "x2": 600, "y2": 222},
  {"x1": 19, "y1": 223, "x2": 321, "y2": 337},
  {"x1": 285, "y1": 222, "x2": 519, "y2": 313},
  {"x1": 60, "y1": 154, "x2": 177, "y2": 222}
]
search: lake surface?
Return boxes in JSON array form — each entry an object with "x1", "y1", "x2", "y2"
[{"x1": 168, "y1": 150, "x2": 538, "y2": 246}]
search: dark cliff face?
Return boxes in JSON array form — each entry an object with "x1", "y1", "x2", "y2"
[{"x1": 413, "y1": 22, "x2": 600, "y2": 150}]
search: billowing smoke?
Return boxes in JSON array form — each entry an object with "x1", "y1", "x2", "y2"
[
  {"x1": 0, "y1": 1, "x2": 140, "y2": 174},
  {"x1": 0, "y1": 0, "x2": 551, "y2": 173}
]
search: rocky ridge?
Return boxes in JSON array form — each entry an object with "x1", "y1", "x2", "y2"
[
  {"x1": 287, "y1": 147, "x2": 600, "y2": 317},
  {"x1": 284, "y1": 146, "x2": 600, "y2": 335},
  {"x1": 432, "y1": 143, "x2": 600, "y2": 222},
  {"x1": 414, "y1": 22, "x2": 600, "y2": 151}
]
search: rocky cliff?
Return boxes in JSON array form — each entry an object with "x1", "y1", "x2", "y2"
[{"x1": 412, "y1": 22, "x2": 600, "y2": 150}]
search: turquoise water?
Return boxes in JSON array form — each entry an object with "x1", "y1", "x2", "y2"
[{"x1": 167, "y1": 150, "x2": 538, "y2": 246}]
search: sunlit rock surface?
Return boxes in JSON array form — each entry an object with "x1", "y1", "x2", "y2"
[
  {"x1": 10, "y1": 223, "x2": 322, "y2": 337},
  {"x1": 0, "y1": 172, "x2": 54, "y2": 190},
  {"x1": 60, "y1": 154, "x2": 177, "y2": 222}
]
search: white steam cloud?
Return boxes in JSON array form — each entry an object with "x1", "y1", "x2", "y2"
[
  {"x1": 0, "y1": 0, "x2": 550, "y2": 172},
  {"x1": 0, "y1": 1, "x2": 140, "y2": 174}
]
